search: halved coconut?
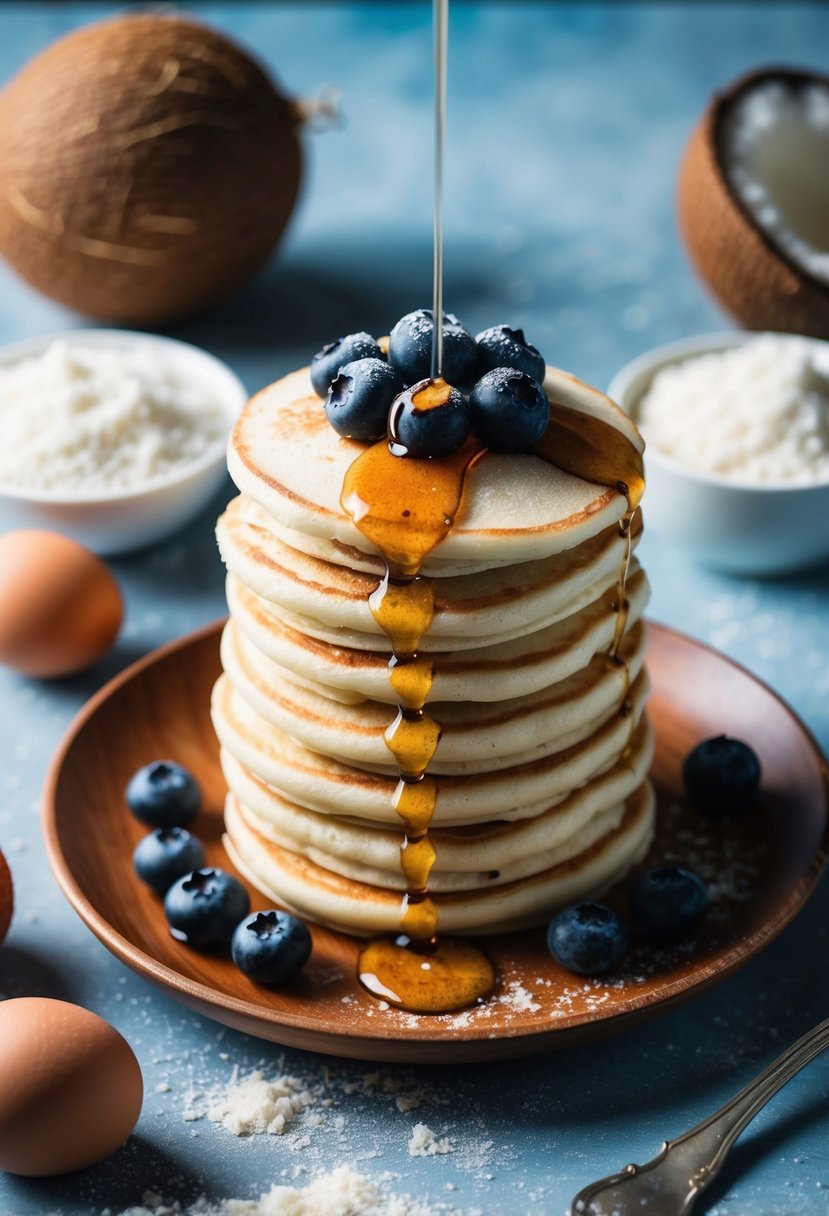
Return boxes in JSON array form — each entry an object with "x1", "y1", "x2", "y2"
[
  {"x1": 678, "y1": 68, "x2": 829, "y2": 337},
  {"x1": 0, "y1": 846, "x2": 11, "y2": 947}
]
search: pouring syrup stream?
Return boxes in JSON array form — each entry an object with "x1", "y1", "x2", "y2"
[
  {"x1": 344, "y1": 0, "x2": 644, "y2": 1015},
  {"x1": 431, "y1": 0, "x2": 447, "y2": 380},
  {"x1": 347, "y1": 0, "x2": 496, "y2": 1013}
]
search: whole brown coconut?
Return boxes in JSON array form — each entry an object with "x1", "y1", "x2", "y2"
[
  {"x1": 678, "y1": 67, "x2": 829, "y2": 339},
  {"x1": 0, "y1": 14, "x2": 302, "y2": 323}
]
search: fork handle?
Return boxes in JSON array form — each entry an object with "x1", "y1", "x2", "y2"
[{"x1": 662, "y1": 1015, "x2": 829, "y2": 1202}]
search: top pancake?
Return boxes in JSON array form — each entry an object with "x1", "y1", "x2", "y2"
[{"x1": 227, "y1": 365, "x2": 644, "y2": 568}]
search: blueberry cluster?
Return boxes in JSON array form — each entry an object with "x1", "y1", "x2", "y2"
[
  {"x1": 310, "y1": 310, "x2": 550, "y2": 455},
  {"x1": 547, "y1": 866, "x2": 710, "y2": 977},
  {"x1": 546, "y1": 735, "x2": 761, "y2": 976},
  {"x1": 126, "y1": 760, "x2": 311, "y2": 985}
]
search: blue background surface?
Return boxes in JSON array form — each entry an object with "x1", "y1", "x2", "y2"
[{"x1": 0, "y1": 3, "x2": 828, "y2": 1214}]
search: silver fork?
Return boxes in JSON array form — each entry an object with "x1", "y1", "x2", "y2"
[{"x1": 569, "y1": 1015, "x2": 829, "y2": 1216}]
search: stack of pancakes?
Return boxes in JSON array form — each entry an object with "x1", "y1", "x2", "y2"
[{"x1": 213, "y1": 364, "x2": 655, "y2": 936}]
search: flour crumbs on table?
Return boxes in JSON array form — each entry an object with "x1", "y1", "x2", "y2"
[
  {"x1": 408, "y1": 1123, "x2": 455, "y2": 1158},
  {"x1": 138, "y1": 1043, "x2": 510, "y2": 1208},
  {"x1": 172, "y1": 1059, "x2": 446, "y2": 1142},
  {"x1": 207, "y1": 1068, "x2": 315, "y2": 1136},
  {"x1": 108, "y1": 1165, "x2": 478, "y2": 1216}
]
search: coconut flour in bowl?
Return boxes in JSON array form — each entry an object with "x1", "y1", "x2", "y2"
[
  {"x1": 0, "y1": 339, "x2": 226, "y2": 495},
  {"x1": 636, "y1": 334, "x2": 829, "y2": 483}
]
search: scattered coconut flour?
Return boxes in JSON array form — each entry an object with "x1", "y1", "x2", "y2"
[
  {"x1": 637, "y1": 334, "x2": 829, "y2": 482},
  {"x1": 150, "y1": 1052, "x2": 507, "y2": 1190},
  {"x1": 206, "y1": 1068, "x2": 315, "y2": 1136},
  {"x1": 0, "y1": 339, "x2": 226, "y2": 493},
  {"x1": 108, "y1": 1165, "x2": 475, "y2": 1216},
  {"x1": 176, "y1": 1059, "x2": 442, "y2": 1143},
  {"x1": 408, "y1": 1123, "x2": 455, "y2": 1158}
]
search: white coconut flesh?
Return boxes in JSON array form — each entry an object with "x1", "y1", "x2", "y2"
[{"x1": 721, "y1": 79, "x2": 829, "y2": 283}]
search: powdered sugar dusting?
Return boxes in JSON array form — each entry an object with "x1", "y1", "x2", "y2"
[{"x1": 498, "y1": 980, "x2": 541, "y2": 1013}]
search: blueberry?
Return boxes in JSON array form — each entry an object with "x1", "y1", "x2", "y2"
[
  {"x1": 475, "y1": 325, "x2": 546, "y2": 382},
  {"x1": 629, "y1": 866, "x2": 709, "y2": 940},
  {"x1": 469, "y1": 368, "x2": 549, "y2": 450},
  {"x1": 232, "y1": 910, "x2": 312, "y2": 984},
  {"x1": 388, "y1": 378, "x2": 471, "y2": 458},
  {"x1": 324, "y1": 358, "x2": 404, "y2": 442},
  {"x1": 164, "y1": 868, "x2": 250, "y2": 947},
  {"x1": 310, "y1": 332, "x2": 382, "y2": 398},
  {"x1": 125, "y1": 761, "x2": 200, "y2": 829},
  {"x1": 133, "y1": 827, "x2": 206, "y2": 895},
  {"x1": 683, "y1": 735, "x2": 761, "y2": 818},
  {"x1": 546, "y1": 901, "x2": 628, "y2": 976},
  {"x1": 388, "y1": 309, "x2": 478, "y2": 386}
]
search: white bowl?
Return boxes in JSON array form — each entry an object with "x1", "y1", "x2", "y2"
[
  {"x1": 0, "y1": 330, "x2": 247, "y2": 556},
  {"x1": 608, "y1": 330, "x2": 829, "y2": 575}
]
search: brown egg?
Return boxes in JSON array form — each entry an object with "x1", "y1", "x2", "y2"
[
  {"x1": 0, "y1": 530, "x2": 122, "y2": 677},
  {"x1": 0, "y1": 846, "x2": 12, "y2": 944},
  {"x1": 678, "y1": 67, "x2": 829, "y2": 338},
  {"x1": 0, "y1": 997, "x2": 143, "y2": 1176}
]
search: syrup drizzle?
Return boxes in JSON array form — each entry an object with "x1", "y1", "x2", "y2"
[
  {"x1": 431, "y1": 0, "x2": 447, "y2": 380},
  {"x1": 343, "y1": 427, "x2": 496, "y2": 1012},
  {"x1": 341, "y1": 0, "x2": 644, "y2": 1016},
  {"x1": 343, "y1": 401, "x2": 644, "y2": 1013},
  {"x1": 536, "y1": 402, "x2": 645, "y2": 746}
]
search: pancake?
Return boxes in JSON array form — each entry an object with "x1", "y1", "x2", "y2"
[
  {"x1": 218, "y1": 493, "x2": 641, "y2": 645},
  {"x1": 238, "y1": 501, "x2": 520, "y2": 578},
  {"x1": 223, "y1": 781, "x2": 656, "y2": 936},
  {"x1": 238, "y1": 799, "x2": 629, "y2": 893},
  {"x1": 221, "y1": 717, "x2": 653, "y2": 885},
  {"x1": 227, "y1": 564, "x2": 649, "y2": 705},
  {"x1": 220, "y1": 616, "x2": 647, "y2": 772},
  {"x1": 226, "y1": 365, "x2": 644, "y2": 567},
  {"x1": 211, "y1": 671, "x2": 650, "y2": 826}
]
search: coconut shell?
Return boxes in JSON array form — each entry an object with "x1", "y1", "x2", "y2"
[
  {"x1": 0, "y1": 847, "x2": 12, "y2": 946},
  {"x1": 0, "y1": 14, "x2": 302, "y2": 324},
  {"x1": 678, "y1": 67, "x2": 829, "y2": 339}
]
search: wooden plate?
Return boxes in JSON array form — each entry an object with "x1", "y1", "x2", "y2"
[{"x1": 44, "y1": 621, "x2": 829, "y2": 1062}]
